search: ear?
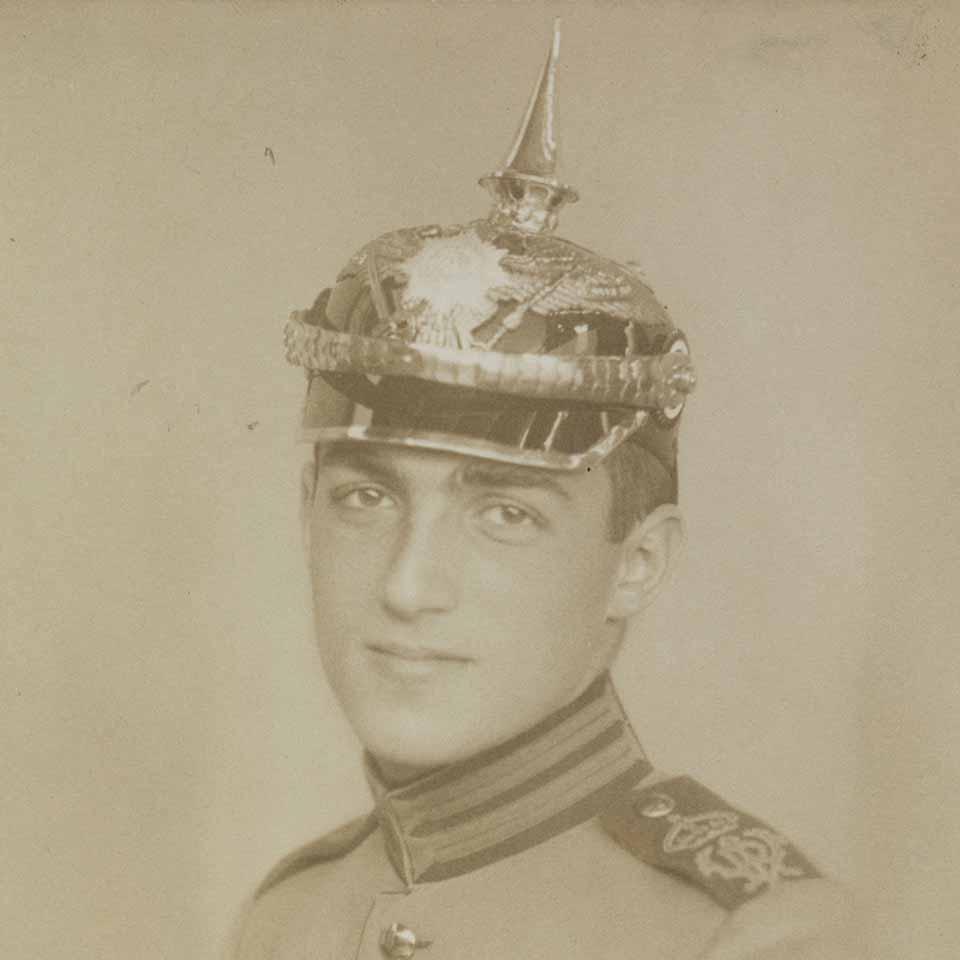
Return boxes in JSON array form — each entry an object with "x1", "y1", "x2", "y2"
[
  {"x1": 300, "y1": 458, "x2": 317, "y2": 563},
  {"x1": 606, "y1": 504, "x2": 685, "y2": 622}
]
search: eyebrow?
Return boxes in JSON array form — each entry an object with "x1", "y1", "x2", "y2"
[
  {"x1": 316, "y1": 443, "x2": 408, "y2": 492},
  {"x1": 316, "y1": 442, "x2": 572, "y2": 501},
  {"x1": 457, "y1": 461, "x2": 572, "y2": 501}
]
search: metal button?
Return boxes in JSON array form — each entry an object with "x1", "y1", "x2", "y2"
[
  {"x1": 380, "y1": 923, "x2": 429, "y2": 959},
  {"x1": 635, "y1": 792, "x2": 676, "y2": 818}
]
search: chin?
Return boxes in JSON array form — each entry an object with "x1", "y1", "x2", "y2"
[
  {"x1": 351, "y1": 706, "x2": 489, "y2": 772},
  {"x1": 365, "y1": 724, "x2": 475, "y2": 770}
]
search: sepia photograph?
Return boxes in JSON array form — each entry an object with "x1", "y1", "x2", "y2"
[{"x1": 3, "y1": 2, "x2": 958, "y2": 959}]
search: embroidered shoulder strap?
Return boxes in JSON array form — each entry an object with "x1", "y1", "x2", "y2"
[
  {"x1": 599, "y1": 775, "x2": 820, "y2": 910},
  {"x1": 255, "y1": 812, "x2": 378, "y2": 899}
]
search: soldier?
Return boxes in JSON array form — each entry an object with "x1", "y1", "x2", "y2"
[{"x1": 230, "y1": 24, "x2": 861, "y2": 960}]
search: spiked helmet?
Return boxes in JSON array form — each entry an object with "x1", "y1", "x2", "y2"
[{"x1": 284, "y1": 23, "x2": 696, "y2": 475}]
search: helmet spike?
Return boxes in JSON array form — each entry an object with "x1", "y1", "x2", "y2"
[
  {"x1": 480, "y1": 19, "x2": 579, "y2": 234},
  {"x1": 503, "y1": 18, "x2": 562, "y2": 177}
]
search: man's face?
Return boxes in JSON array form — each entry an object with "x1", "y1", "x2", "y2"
[{"x1": 303, "y1": 441, "x2": 629, "y2": 776}]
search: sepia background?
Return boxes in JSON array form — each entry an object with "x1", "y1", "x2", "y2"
[{"x1": 2, "y1": 1, "x2": 958, "y2": 957}]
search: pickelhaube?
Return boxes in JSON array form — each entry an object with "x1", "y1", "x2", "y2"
[{"x1": 284, "y1": 22, "x2": 696, "y2": 476}]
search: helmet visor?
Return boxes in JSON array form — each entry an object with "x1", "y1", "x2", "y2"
[{"x1": 301, "y1": 372, "x2": 670, "y2": 472}]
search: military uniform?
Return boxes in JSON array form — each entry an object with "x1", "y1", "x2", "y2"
[
  {"x1": 234, "y1": 22, "x2": 862, "y2": 960},
  {"x1": 229, "y1": 675, "x2": 860, "y2": 959}
]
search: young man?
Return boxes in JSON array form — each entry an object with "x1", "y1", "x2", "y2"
[{"x1": 231, "y1": 28, "x2": 860, "y2": 960}]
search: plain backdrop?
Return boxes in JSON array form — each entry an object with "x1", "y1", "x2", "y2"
[{"x1": 2, "y1": 2, "x2": 958, "y2": 958}]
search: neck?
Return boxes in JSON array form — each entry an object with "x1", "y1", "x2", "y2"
[
  {"x1": 369, "y1": 755, "x2": 439, "y2": 790},
  {"x1": 367, "y1": 671, "x2": 613, "y2": 788},
  {"x1": 363, "y1": 672, "x2": 651, "y2": 886}
]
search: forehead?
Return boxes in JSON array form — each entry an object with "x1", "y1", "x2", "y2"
[{"x1": 316, "y1": 441, "x2": 609, "y2": 503}]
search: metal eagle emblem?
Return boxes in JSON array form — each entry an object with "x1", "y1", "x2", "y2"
[{"x1": 337, "y1": 221, "x2": 667, "y2": 354}]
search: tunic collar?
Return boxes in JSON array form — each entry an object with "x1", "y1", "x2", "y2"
[{"x1": 364, "y1": 673, "x2": 651, "y2": 886}]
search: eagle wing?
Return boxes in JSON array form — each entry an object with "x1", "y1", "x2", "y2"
[{"x1": 493, "y1": 245, "x2": 638, "y2": 320}]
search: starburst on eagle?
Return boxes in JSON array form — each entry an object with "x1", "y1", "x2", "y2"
[{"x1": 391, "y1": 228, "x2": 512, "y2": 348}]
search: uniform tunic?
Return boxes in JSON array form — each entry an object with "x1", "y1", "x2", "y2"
[{"x1": 229, "y1": 675, "x2": 863, "y2": 959}]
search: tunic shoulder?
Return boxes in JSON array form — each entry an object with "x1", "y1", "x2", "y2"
[
  {"x1": 699, "y1": 875, "x2": 866, "y2": 959},
  {"x1": 226, "y1": 814, "x2": 380, "y2": 960},
  {"x1": 254, "y1": 811, "x2": 378, "y2": 899},
  {"x1": 599, "y1": 773, "x2": 821, "y2": 912}
]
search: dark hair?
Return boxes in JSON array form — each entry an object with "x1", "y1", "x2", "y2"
[{"x1": 603, "y1": 439, "x2": 675, "y2": 542}]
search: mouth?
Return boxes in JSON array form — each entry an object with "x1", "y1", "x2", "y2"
[{"x1": 367, "y1": 642, "x2": 472, "y2": 664}]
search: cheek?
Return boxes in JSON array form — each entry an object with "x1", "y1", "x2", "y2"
[
  {"x1": 307, "y1": 516, "x2": 387, "y2": 640},
  {"x1": 448, "y1": 544, "x2": 619, "y2": 743},
  {"x1": 473, "y1": 539, "x2": 618, "y2": 665}
]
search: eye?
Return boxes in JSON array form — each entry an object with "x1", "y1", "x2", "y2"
[
  {"x1": 482, "y1": 504, "x2": 535, "y2": 527},
  {"x1": 476, "y1": 501, "x2": 545, "y2": 544},
  {"x1": 332, "y1": 485, "x2": 396, "y2": 511}
]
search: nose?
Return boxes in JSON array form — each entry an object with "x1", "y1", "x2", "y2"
[{"x1": 381, "y1": 510, "x2": 460, "y2": 620}]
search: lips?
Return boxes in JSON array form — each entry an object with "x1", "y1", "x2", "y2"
[{"x1": 367, "y1": 642, "x2": 472, "y2": 663}]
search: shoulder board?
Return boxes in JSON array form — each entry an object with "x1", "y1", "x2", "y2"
[
  {"x1": 255, "y1": 812, "x2": 378, "y2": 900},
  {"x1": 599, "y1": 775, "x2": 820, "y2": 911}
]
